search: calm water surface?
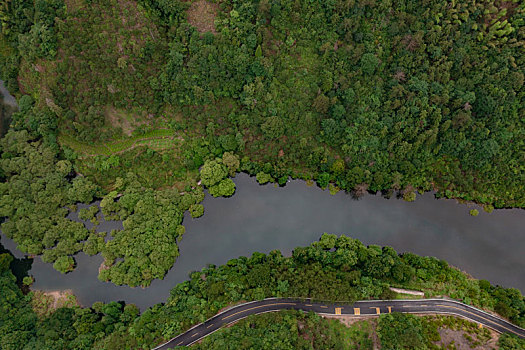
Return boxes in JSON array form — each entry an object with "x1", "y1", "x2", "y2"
[
  {"x1": 2, "y1": 173, "x2": 524, "y2": 310},
  {"x1": 0, "y1": 80, "x2": 17, "y2": 107}
]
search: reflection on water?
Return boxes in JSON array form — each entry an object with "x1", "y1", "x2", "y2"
[
  {"x1": 2, "y1": 173, "x2": 524, "y2": 310},
  {"x1": 0, "y1": 80, "x2": 17, "y2": 108},
  {"x1": 0, "y1": 80, "x2": 17, "y2": 136},
  {"x1": 0, "y1": 239, "x2": 32, "y2": 284}
]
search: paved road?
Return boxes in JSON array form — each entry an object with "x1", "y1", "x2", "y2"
[{"x1": 153, "y1": 298, "x2": 525, "y2": 349}]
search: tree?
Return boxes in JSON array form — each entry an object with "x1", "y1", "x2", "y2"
[
  {"x1": 313, "y1": 94, "x2": 330, "y2": 114},
  {"x1": 208, "y1": 178, "x2": 236, "y2": 197},
  {"x1": 189, "y1": 204, "x2": 204, "y2": 218},
  {"x1": 222, "y1": 152, "x2": 240, "y2": 176},
  {"x1": 256, "y1": 172, "x2": 273, "y2": 185},
  {"x1": 22, "y1": 276, "x2": 34, "y2": 286},
  {"x1": 53, "y1": 256, "x2": 75, "y2": 274},
  {"x1": 316, "y1": 172, "x2": 330, "y2": 188},
  {"x1": 377, "y1": 313, "x2": 424, "y2": 349},
  {"x1": 261, "y1": 116, "x2": 285, "y2": 139},
  {"x1": 360, "y1": 53, "x2": 379, "y2": 75},
  {"x1": 498, "y1": 334, "x2": 525, "y2": 349},
  {"x1": 255, "y1": 44, "x2": 262, "y2": 58},
  {"x1": 403, "y1": 191, "x2": 416, "y2": 202},
  {"x1": 0, "y1": 254, "x2": 13, "y2": 272},
  {"x1": 200, "y1": 160, "x2": 228, "y2": 187}
]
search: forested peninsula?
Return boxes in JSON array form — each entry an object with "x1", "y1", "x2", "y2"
[{"x1": 1, "y1": 235, "x2": 524, "y2": 349}]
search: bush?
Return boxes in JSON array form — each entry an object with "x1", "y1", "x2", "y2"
[
  {"x1": 256, "y1": 172, "x2": 273, "y2": 185},
  {"x1": 378, "y1": 313, "x2": 424, "y2": 349},
  {"x1": 360, "y1": 53, "x2": 379, "y2": 75},
  {"x1": 53, "y1": 256, "x2": 75, "y2": 274},
  {"x1": 189, "y1": 204, "x2": 204, "y2": 218}
]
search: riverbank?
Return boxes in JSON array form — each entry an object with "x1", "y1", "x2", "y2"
[
  {"x1": 2, "y1": 173, "x2": 524, "y2": 310},
  {"x1": 0, "y1": 80, "x2": 17, "y2": 136}
]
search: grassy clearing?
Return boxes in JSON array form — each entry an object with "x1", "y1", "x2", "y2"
[
  {"x1": 394, "y1": 293, "x2": 425, "y2": 300},
  {"x1": 59, "y1": 128, "x2": 176, "y2": 157},
  {"x1": 187, "y1": 0, "x2": 219, "y2": 34},
  {"x1": 31, "y1": 290, "x2": 78, "y2": 318}
]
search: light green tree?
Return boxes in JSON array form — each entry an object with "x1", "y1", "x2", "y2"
[
  {"x1": 190, "y1": 204, "x2": 204, "y2": 218},
  {"x1": 222, "y1": 152, "x2": 240, "y2": 176},
  {"x1": 256, "y1": 172, "x2": 273, "y2": 184},
  {"x1": 200, "y1": 159, "x2": 228, "y2": 187},
  {"x1": 261, "y1": 116, "x2": 285, "y2": 139},
  {"x1": 53, "y1": 256, "x2": 75, "y2": 274},
  {"x1": 209, "y1": 178, "x2": 236, "y2": 197}
]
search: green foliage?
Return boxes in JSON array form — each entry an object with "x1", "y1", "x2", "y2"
[
  {"x1": 53, "y1": 256, "x2": 75, "y2": 274},
  {"x1": 256, "y1": 171, "x2": 273, "y2": 185},
  {"x1": 222, "y1": 152, "x2": 240, "y2": 176},
  {"x1": 83, "y1": 233, "x2": 105, "y2": 256},
  {"x1": 151, "y1": 0, "x2": 525, "y2": 208},
  {"x1": 328, "y1": 183, "x2": 339, "y2": 195},
  {"x1": 261, "y1": 116, "x2": 285, "y2": 140},
  {"x1": 403, "y1": 191, "x2": 416, "y2": 202},
  {"x1": 316, "y1": 172, "x2": 330, "y2": 188},
  {"x1": 208, "y1": 178, "x2": 236, "y2": 197},
  {"x1": 78, "y1": 205, "x2": 99, "y2": 222},
  {"x1": 470, "y1": 209, "x2": 479, "y2": 216},
  {"x1": 200, "y1": 159, "x2": 228, "y2": 187},
  {"x1": 189, "y1": 204, "x2": 204, "y2": 218},
  {"x1": 199, "y1": 156, "x2": 237, "y2": 197},
  {"x1": 97, "y1": 178, "x2": 200, "y2": 287},
  {"x1": 3, "y1": 0, "x2": 524, "y2": 210},
  {"x1": 0, "y1": 253, "x2": 12, "y2": 272},
  {"x1": 193, "y1": 310, "x2": 369, "y2": 350},
  {"x1": 0, "y1": 0, "x2": 524, "y2": 314},
  {"x1": 378, "y1": 313, "x2": 424, "y2": 349},
  {"x1": 0, "y1": 265, "x2": 38, "y2": 350},
  {"x1": 0, "y1": 236, "x2": 523, "y2": 349},
  {"x1": 125, "y1": 234, "x2": 523, "y2": 349},
  {"x1": 0, "y1": 260, "x2": 141, "y2": 349},
  {"x1": 0, "y1": 130, "x2": 95, "y2": 272},
  {"x1": 360, "y1": 53, "x2": 380, "y2": 75},
  {"x1": 498, "y1": 333, "x2": 525, "y2": 349}
]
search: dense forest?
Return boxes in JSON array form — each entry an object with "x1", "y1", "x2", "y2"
[
  {"x1": 0, "y1": 0, "x2": 523, "y2": 283},
  {"x1": 0, "y1": 0, "x2": 524, "y2": 280},
  {"x1": 1, "y1": 235, "x2": 524, "y2": 349},
  {"x1": 0, "y1": 0, "x2": 523, "y2": 348},
  {"x1": 0, "y1": 0, "x2": 523, "y2": 339},
  {"x1": 1, "y1": 0, "x2": 524, "y2": 202}
]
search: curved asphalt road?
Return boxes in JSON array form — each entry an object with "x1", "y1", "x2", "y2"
[{"x1": 153, "y1": 298, "x2": 525, "y2": 349}]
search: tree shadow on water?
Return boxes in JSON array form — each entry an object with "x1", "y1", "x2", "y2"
[{"x1": 0, "y1": 238, "x2": 33, "y2": 291}]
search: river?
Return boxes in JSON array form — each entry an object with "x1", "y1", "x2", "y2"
[
  {"x1": 1, "y1": 173, "x2": 524, "y2": 310},
  {"x1": 0, "y1": 80, "x2": 17, "y2": 108},
  {"x1": 0, "y1": 80, "x2": 17, "y2": 136}
]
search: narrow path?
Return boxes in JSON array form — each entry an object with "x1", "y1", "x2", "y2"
[{"x1": 153, "y1": 298, "x2": 525, "y2": 349}]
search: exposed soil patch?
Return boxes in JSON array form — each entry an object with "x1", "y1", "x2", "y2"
[
  {"x1": 31, "y1": 290, "x2": 79, "y2": 318},
  {"x1": 436, "y1": 328, "x2": 498, "y2": 349},
  {"x1": 389, "y1": 287, "x2": 424, "y2": 296},
  {"x1": 323, "y1": 314, "x2": 373, "y2": 327},
  {"x1": 187, "y1": 0, "x2": 219, "y2": 34},
  {"x1": 323, "y1": 315, "x2": 380, "y2": 348},
  {"x1": 105, "y1": 106, "x2": 136, "y2": 136},
  {"x1": 99, "y1": 260, "x2": 111, "y2": 274}
]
